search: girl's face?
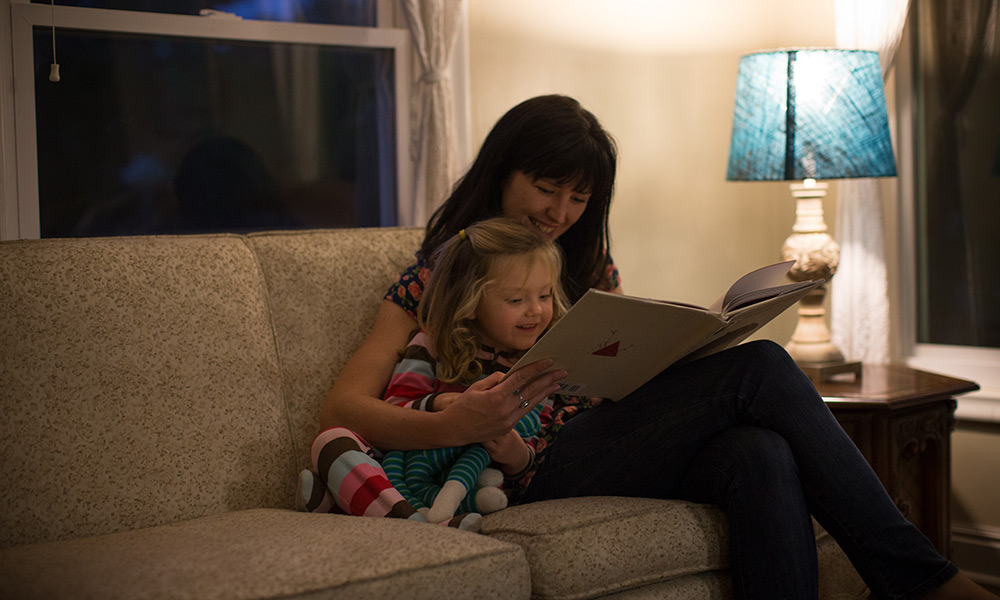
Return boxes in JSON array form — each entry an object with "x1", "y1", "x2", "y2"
[
  {"x1": 474, "y1": 257, "x2": 555, "y2": 353},
  {"x1": 500, "y1": 171, "x2": 591, "y2": 241}
]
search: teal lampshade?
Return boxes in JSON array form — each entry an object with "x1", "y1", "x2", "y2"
[{"x1": 727, "y1": 49, "x2": 897, "y2": 181}]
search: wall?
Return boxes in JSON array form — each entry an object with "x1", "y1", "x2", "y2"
[
  {"x1": 467, "y1": 0, "x2": 838, "y2": 344},
  {"x1": 952, "y1": 425, "x2": 1000, "y2": 586}
]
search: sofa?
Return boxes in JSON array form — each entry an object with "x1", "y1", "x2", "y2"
[{"x1": 0, "y1": 227, "x2": 869, "y2": 599}]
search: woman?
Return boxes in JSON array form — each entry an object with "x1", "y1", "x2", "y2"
[{"x1": 320, "y1": 95, "x2": 994, "y2": 600}]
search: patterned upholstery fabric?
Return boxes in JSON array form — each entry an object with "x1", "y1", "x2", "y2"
[
  {"x1": 484, "y1": 497, "x2": 730, "y2": 600},
  {"x1": 247, "y1": 228, "x2": 422, "y2": 466},
  {"x1": 0, "y1": 509, "x2": 529, "y2": 600},
  {"x1": 0, "y1": 235, "x2": 293, "y2": 547},
  {"x1": 484, "y1": 496, "x2": 866, "y2": 600}
]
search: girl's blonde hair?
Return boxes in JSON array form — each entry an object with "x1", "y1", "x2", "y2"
[{"x1": 417, "y1": 217, "x2": 569, "y2": 384}]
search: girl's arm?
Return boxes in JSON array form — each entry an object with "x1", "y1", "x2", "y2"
[
  {"x1": 481, "y1": 430, "x2": 531, "y2": 475},
  {"x1": 320, "y1": 299, "x2": 567, "y2": 450}
]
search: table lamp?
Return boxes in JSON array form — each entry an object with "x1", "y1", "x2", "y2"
[{"x1": 726, "y1": 49, "x2": 897, "y2": 382}]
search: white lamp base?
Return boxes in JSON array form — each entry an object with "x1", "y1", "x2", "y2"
[
  {"x1": 780, "y1": 180, "x2": 861, "y2": 383},
  {"x1": 784, "y1": 284, "x2": 844, "y2": 363}
]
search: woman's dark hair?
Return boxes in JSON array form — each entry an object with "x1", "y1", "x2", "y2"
[{"x1": 421, "y1": 95, "x2": 618, "y2": 302}]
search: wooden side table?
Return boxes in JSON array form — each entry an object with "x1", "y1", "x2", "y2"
[{"x1": 816, "y1": 364, "x2": 979, "y2": 557}]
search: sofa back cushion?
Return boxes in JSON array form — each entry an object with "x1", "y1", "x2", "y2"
[
  {"x1": 0, "y1": 235, "x2": 295, "y2": 547},
  {"x1": 247, "y1": 227, "x2": 423, "y2": 465}
]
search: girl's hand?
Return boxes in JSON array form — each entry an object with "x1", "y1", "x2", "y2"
[
  {"x1": 481, "y1": 430, "x2": 530, "y2": 474},
  {"x1": 438, "y1": 359, "x2": 566, "y2": 446}
]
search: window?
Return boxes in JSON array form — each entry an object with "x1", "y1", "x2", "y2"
[
  {"x1": 913, "y1": 0, "x2": 1000, "y2": 349},
  {"x1": 1, "y1": 0, "x2": 412, "y2": 238},
  {"x1": 33, "y1": 0, "x2": 378, "y2": 26},
  {"x1": 899, "y1": 0, "x2": 1000, "y2": 417}
]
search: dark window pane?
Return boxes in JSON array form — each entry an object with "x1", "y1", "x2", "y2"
[
  {"x1": 33, "y1": 27, "x2": 396, "y2": 237},
  {"x1": 914, "y1": 0, "x2": 1000, "y2": 348},
  {"x1": 33, "y1": 0, "x2": 377, "y2": 26}
]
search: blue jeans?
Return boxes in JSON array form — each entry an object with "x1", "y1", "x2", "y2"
[{"x1": 519, "y1": 340, "x2": 956, "y2": 600}]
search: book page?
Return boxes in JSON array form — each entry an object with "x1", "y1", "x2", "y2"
[
  {"x1": 509, "y1": 290, "x2": 722, "y2": 401},
  {"x1": 508, "y1": 270, "x2": 822, "y2": 402},
  {"x1": 683, "y1": 278, "x2": 823, "y2": 363},
  {"x1": 721, "y1": 280, "x2": 821, "y2": 316},
  {"x1": 708, "y1": 260, "x2": 796, "y2": 314}
]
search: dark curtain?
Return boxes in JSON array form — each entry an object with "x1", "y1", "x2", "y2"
[{"x1": 919, "y1": 0, "x2": 1000, "y2": 347}]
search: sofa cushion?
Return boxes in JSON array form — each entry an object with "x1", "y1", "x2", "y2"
[
  {"x1": 482, "y1": 497, "x2": 729, "y2": 600},
  {"x1": 0, "y1": 508, "x2": 531, "y2": 600},
  {"x1": 0, "y1": 235, "x2": 295, "y2": 547},
  {"x1": 483, "y1": 496, "x2": 868, "y2": 600},
  {"x1": 247, "y1": 228, "x2": 423, "y2": 464}
]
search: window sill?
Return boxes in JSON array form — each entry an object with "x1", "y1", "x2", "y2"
[{"x1": 907, "y1": 344, "x2": 1000, "y2": 424}]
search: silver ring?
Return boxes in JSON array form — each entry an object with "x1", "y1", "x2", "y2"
[{"x1": 518, "y1": 395, "x2": 530, "y2": 409}]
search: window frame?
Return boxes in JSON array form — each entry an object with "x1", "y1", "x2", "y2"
[
  {"x1": 0, "y1": 0, "x2": 413, "y2": 239},
  {"x1": 893, "y1": 8, "x2": 1000, "y2": 422}
]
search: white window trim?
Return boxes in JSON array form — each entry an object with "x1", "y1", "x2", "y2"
[
  {"x1": 908, "y1": 345, "x2": 1000, "y2": 421},
  {"x1": 0, "y1": 0, "x2": 413, "y2": 239},
  {"x1": 1, "y1": 2, "x2": 19, "y2": 239},
  {"x1": 893, "y1": 16, "x2": 1000, "y2": 423}
]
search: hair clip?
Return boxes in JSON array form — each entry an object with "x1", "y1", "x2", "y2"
[{"x1": 458, "y1": 229, "x2": 467, "y2": 240}]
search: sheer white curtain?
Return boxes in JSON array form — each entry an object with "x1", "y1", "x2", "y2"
[
  {"x1": 272, "y1": 46, "x2": 321, "y2": 183},
  {"x1": 832, "y1": 0, "x2": 911, "y2": 364},
  {"x1": 400, "y1": 0, "x2": 464, "y2": 226}
]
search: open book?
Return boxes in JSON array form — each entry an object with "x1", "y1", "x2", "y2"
[{"x1": 508, "y1": 260, "x2": 823, "y2": 401}]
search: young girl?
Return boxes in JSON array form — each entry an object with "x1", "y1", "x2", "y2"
[{"x1": 300, "y1": 217, "x2": 569, "y2": 531}]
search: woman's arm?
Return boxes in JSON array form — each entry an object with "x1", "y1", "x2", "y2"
[
  {"x1": 319, "y1": 299, "x2": 424, "y2": 447},
  {"x1": 320, "y1": 299, "x2": 567, "y2": 451}
]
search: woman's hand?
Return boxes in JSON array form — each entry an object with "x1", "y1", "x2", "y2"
[
  {"x1": 431, "y1": 392, "x2": 460, "y2": 412},
  {"x1": 437, "y1": 359, "x2": 566, "y2": 447},
  {"x1": 481, "y1": 430, "x2": 530, "y2": 475}
]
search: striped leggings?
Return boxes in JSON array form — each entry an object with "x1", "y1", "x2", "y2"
[{"x1": 298, "y1": 427, "x2": 483, "y2": 530}]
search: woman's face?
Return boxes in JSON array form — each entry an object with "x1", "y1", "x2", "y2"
[{"x1": 500, "y1": 171, "x2": 590, "y2": 241}]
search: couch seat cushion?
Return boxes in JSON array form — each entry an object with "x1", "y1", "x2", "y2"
[
  {"x1": 0, "y1": 509, "x2": 530, "y2": 600},
  {"x1": 482, "y1": 497, "x2": 729, "y2": 600}
]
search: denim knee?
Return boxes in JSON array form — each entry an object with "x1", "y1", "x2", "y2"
[
  {"x1": 729, "y1": 339, "x2": 796, "y2": 373},
  {"x1": 681, "y1": 425, "x2": 800, "y2": 505}
]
